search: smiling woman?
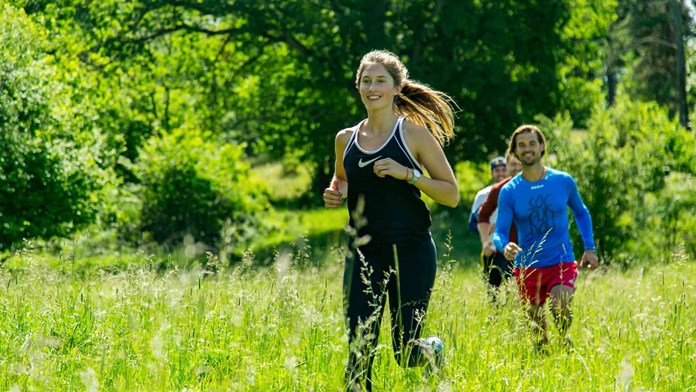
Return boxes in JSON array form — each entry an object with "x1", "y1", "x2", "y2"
[{"x1": 321, "y1": 49, "x2": 459, "y2": 391}]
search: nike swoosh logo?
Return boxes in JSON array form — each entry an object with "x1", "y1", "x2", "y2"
[{"x1": 358, "y1": 156, "x2": 382, "y2": 168}]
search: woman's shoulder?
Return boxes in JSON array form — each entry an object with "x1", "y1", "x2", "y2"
[
  {"x1": 401, "y1": 119, "x2": 429, "y2": 137},
  {"x1": 336, "y1": 127, "x2": 354, "y2": 139},
  {"x1": 400, "y1": 120, "x2": 433, "y2": 150},
  {"x1": 335, "y1": 125, "x2": 358, "y2": 145}
]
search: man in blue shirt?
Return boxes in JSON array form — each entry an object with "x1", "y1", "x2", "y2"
[{"x1": 492, "y1": 125, "x2": 599, "y2": 349}]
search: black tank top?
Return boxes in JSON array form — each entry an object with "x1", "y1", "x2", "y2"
[{"x1": 343, "y1": 116, "x2": 431, "y2": 248}]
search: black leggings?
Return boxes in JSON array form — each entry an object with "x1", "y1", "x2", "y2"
[
  {"x1": 343, "y1": 238, "x2": 437, "y2": 391},
  {"x1": 482, "y1": 251, "x2": 514, "y2": 288}
]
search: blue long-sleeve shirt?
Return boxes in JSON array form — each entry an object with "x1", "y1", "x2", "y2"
[{"x1": 492, "y1": 167, "x2": 595, "y2": 268}]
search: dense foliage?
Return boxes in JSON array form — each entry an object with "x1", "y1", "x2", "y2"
[
  {"x1": 0, "y1": 6, "x2": 111, "y2": 248},
  {"x1": 541, "y1": 99, "x2": 696, "y2": 264},
  {"x1": 134, "y1": 128, "x2": 268, "y2": 256},
  {"x1": 12, "y1": 0, "x2": 654, "y2": 185},
  {"x1": 1, "y1": 0, "x2": 694, "y2": 260}
]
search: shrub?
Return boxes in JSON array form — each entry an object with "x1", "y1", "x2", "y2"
[
  {"x1": 134, "y1": 128, "x2": 269, "y2": 257},
  {"x1": 454, "y1": 160, "x2": 491, "y2": 211},
  {"x1": 538, "y1": 98, "x2": 696, "y2": 265},
  {"x1": 0, "y1": 5, "x2": 109, "y2": 249}
]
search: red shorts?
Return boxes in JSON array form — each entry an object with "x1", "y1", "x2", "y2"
[{"x1": 513, "y1": 262, "x2": 578, "y2": 305}]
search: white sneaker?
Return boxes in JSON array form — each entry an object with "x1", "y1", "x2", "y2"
[{"x1": 420, "y1": 336, "x2": 444, "y2": 377}]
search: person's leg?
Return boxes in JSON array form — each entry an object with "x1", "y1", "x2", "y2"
[
  {"x1": 481, "y1": 251, "x2": 493, "y2": 281},
  {"x1": 488, "y1": 252, "x2": 507, "y2": 289},
  {"x1": 496, "y1": 252, "x2": 514, "y2": 283},
  {"x1": 548, "y1": 262, "x2": 579, "y2": 339},
  {"x1": 481, "y1": 252, "x2": 499, "y2": 303},
  {"x1": 528, "y1": 303, "x2": 549, "y2": 347},
  {"x1": 515, "y1": 266, "x2": 550, "y2": 347},
  {"x1": 343, "y1": 248, "x2": 389, "y2": 391},
  {"x1": 387, "y1": 239, "x2": 437, "y2": 368},
  {"x1": 486, "y1": 252, "x2": 513, "y2": 304},
  {"x1": 549, "y1": 284, "x2": 574, "y2": 337}
]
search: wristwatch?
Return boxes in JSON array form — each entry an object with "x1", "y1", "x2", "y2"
[{"x1": 408, "y1": 168, "x2": 422, "y2": 184}]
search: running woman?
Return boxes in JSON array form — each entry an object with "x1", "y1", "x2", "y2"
[{"x1": 323, "y1": 50, "x2": 459, "y2": 391}]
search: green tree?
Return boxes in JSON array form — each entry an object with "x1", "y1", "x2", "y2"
[
  {"x1": 558, "y1": 0, "x2": 618, "y2": 125},
  {"x1": 612, "y1": 0, "x2": 691, "y2": 126},
  {"x1": 0, "y1": 4, "x2": 112, "y2": 248},
  {"x1": 134, "y1": 128, "x2": 268, "y2": 255},
  {"x1": 541, "y1": 98, "x2": 696, "y2": 264},
  {"x1": 16, "y1": 0, "x2": 587, "y2": 196}
]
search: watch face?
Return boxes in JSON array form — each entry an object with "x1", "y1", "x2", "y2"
[{"x1": 409, "y1": 169, "x2": 421, "y2": 184}]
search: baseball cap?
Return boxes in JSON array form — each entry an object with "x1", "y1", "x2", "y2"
[{"x1": 490, "y1": 156, "x2": 506, "y2": 170}]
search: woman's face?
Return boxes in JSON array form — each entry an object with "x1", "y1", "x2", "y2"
[{"x1": 358, "y1": 63, "x2": 400, "y2": 111}]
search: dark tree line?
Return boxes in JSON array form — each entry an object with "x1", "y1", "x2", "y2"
[
  {"x1": 2, "y1": 0, "x2": 694, "y2": 251},
  {"x1": 16, "y1": 0, "x2": 692, "y2": 187}
]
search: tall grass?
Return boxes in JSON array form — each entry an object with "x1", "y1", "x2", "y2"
[{"x1": 0, "y1": 249, "x2": 694, "y2": 390}]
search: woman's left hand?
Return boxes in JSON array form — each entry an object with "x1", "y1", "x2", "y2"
[{"x1": 373, "y1": 158, "x2": 409, "y2": 180}]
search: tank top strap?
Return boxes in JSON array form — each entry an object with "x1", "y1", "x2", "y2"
[
  {"x1": 342, "y1": 119, "x2": 365, "y2": 160},
  {"x1": 393, "y1": 116, "x2": 421, "y2": 170}
]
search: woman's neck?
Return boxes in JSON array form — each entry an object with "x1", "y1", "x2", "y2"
[{"x1": 364, "y1": 110, "x2": 398, "y2": 135}]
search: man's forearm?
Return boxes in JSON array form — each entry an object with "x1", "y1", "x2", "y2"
[{"x1": 477, "y1": 222, "x2": 491, "y2": 245}]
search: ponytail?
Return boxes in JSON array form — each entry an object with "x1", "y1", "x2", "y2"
[
  {"x1": 395, "y1": 80, "x2": 457, "y2": 146},
  {"x1": 356, "y1": 50, "x2": 458, "y2": 145}
]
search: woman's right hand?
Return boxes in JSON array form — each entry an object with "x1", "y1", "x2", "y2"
[{"x1": 323, "y1": 177, "x2": 344, "y2": 208}]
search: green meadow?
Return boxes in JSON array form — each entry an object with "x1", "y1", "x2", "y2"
[
  {"x1": 1, "y1": 244, "x2": 693, "y2": 391},
  {"x1": 3, "y1": 3, "x2": 696, "y2": 390}
]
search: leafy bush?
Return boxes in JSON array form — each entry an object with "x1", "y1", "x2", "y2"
[
  {"x1": 134, "y1": 128, "x2": 269, "y2": 257},
  {"x1": 454, "y1": 160, "x2": 491, "y2": 211},
  {"x1": 0, "y1": 5, "x2": 110, "y2": 249},
  {"x1": 0, "y1": 132, "x2": 104, "y2": 247},
  {"x1": 644, "y1": 172, "x2": 696, "y2": 259},
  {"x1": 539, "y1": 98, "x2": 696, "y2": 265}
]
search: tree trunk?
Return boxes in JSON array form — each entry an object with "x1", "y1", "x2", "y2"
[
  {"x1": 363, "y1": 0, "x2": 389, "y2": 49},
  {"x1": 606, "y1": 68, "x2": 618, "y2": 107},
  {"x1": 670, "y1": 0, "x2": 689, "y2": 129}
]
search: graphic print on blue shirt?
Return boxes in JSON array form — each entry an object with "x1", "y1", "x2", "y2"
[
  {"x1": 527, "y1": 194, "x2": 560, "y2": 237},
  {"x1": 492, "y1": 168, "x2": 595, "y2": 268}
]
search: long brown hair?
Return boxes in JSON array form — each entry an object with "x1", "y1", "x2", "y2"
[
  {"x1": 355, "y1": 50, "x2": 457, "y2": 146},
  {"x1": 508, "y1": 124, "x2": 546, "y2": 158}
]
